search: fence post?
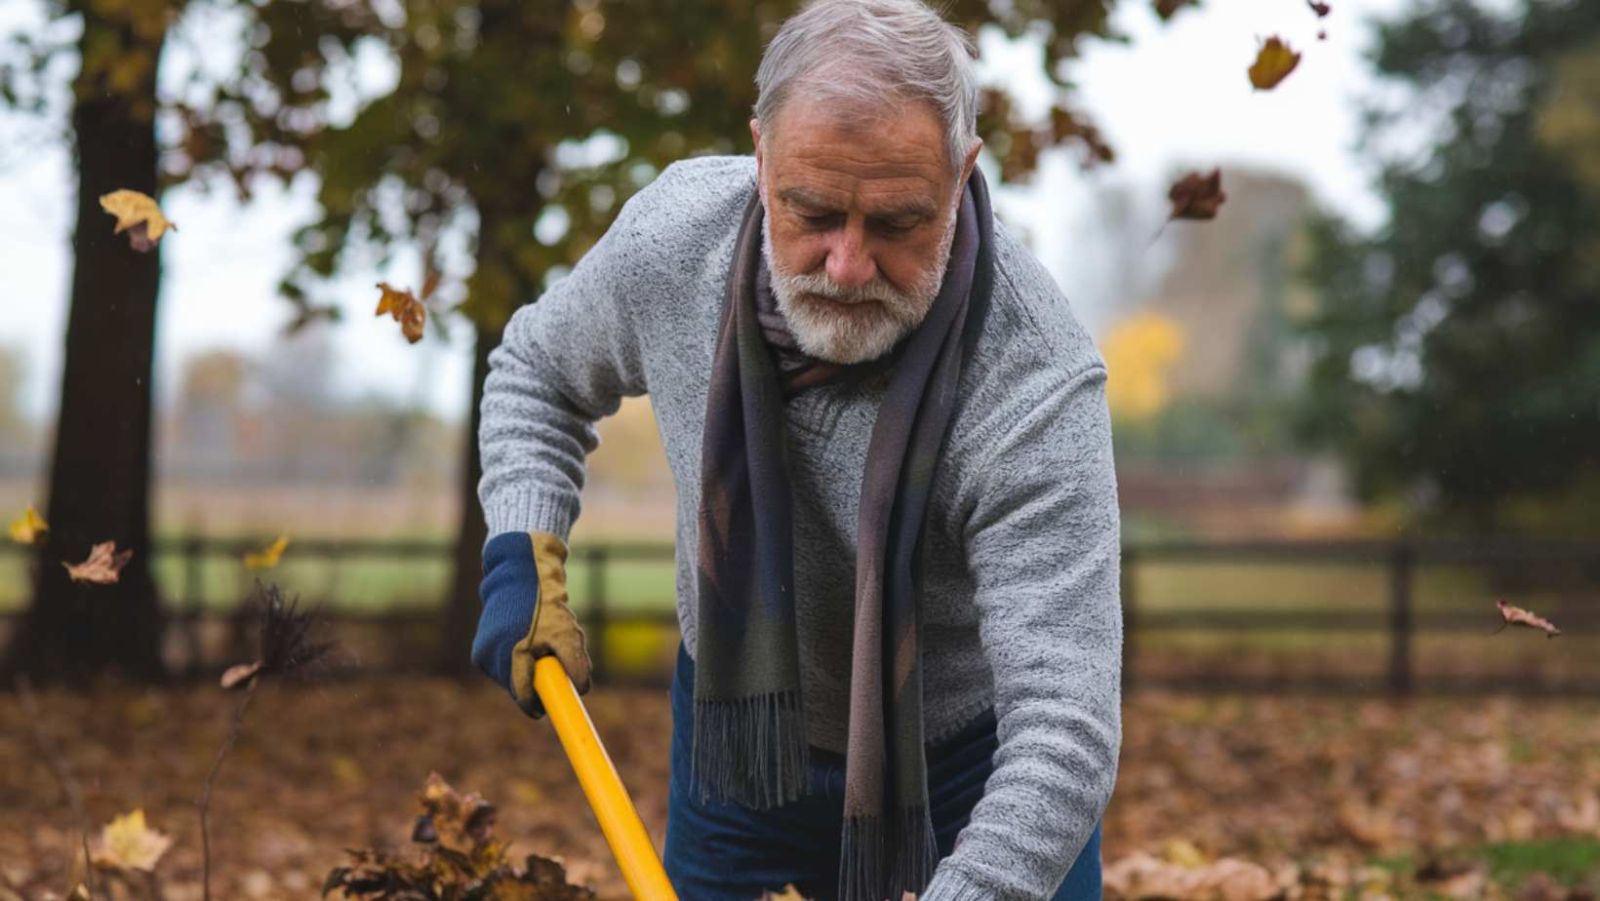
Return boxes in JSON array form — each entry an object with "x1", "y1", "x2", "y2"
[
  {"x1": 1121, "y1": 546, "x2": 1137, "y2": 693},
  {"x1": 1387, "y1": 541, "x2": 1414, "y2": 696},
  {"x1": 588, "y1": 545, "x2": 609, "y2": 684},
  {"x1": 184, "y1": 534, "x2": 204, "y2": 677}
]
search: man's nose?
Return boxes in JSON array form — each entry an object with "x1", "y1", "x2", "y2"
[{"x1": 824, "y1": 227, "x2": 877, "y2": 289}]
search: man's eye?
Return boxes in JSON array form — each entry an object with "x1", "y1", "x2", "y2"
[{"x1": 800, "y1": 213, "x2": 838, "y2": 228}]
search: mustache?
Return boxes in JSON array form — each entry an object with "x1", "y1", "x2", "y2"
[{"x1": 774, "y1": 270, "x2": 918, "y2": 313}]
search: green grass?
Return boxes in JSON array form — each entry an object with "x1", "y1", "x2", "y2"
[
  {"x1": 1481, "y1": 838, "x2": 1600, "y2": 889},
  {"x1": 1365, "y1": 839, "x2": 1600, "y2": 896}
]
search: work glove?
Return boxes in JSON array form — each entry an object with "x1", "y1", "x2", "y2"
[{"x1": 472, "y1": 529, "x2": 592, "y2": 718}]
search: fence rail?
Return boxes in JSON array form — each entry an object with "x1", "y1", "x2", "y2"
[{"x1": 3, "y1": 537, "x2": 1597, "y2": 693}]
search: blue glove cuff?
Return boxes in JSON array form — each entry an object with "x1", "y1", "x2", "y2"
[{"x1": 472, "y1": 530, "x2": 542, "y2": 691}]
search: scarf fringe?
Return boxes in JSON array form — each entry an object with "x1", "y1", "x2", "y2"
[
  {"x1": 838, "y1": 807, "x2": 940, "y2": 901},
  {"x1": 690, "y1": 690, "x2": 810, "y2": 809}
]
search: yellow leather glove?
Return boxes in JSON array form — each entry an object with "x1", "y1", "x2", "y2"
[{"x1": 473, "y1": 529, "x2": 592, "y2": 718}]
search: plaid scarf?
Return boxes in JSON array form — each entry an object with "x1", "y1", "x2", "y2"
[{"x1": 692, "y1": 165, "x2": 994, "y2": 901}]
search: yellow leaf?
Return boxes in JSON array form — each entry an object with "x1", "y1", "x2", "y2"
[
  {"x1": 1161, "y1": 838, "x2": 1208, "y2": 867},
  {"x1": 1248, "y1": 36, "x2": 1301, "y2": 90},
  {"x1": 331, "y1": 754, "x2": 367, "y2": 788},
  {"x1": 375, "y1": 282, "x2": 427, "y2": 344},
  {"x1": 98, "y1": 189, "x2": 176, "y2": 252},
  {"x1": 62, "y1": 540, "x2": 134, "y2": 584},
  {"x1": 91, "y1": 809, "x2": 172, "y2": 873},
  {"x1": 243, "y1": 534, "x2": 289, "y2": 570},
  {"x1": 509, "y1": 778, "x2": 544, "y2": 806},
  {"x1": 8, "y1": 503, "x2": 48, "y2": 544}
]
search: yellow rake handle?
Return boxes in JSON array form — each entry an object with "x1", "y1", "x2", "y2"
[{"x1": 534, "y1": 655, "x2": 679, "y2": 900}]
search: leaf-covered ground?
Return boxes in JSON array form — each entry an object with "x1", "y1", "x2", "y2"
[{"x1": 3, "y1": 679, "x2": 1599, "y2": 899}]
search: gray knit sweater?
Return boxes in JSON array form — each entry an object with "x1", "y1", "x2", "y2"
[{"x1": 478, "y1": 154, "x2": 1122, "y2": 900}]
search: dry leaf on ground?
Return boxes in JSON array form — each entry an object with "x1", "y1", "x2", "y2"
[{"x1": 90, "y1": 809, "x2": 172, "y2": 873}]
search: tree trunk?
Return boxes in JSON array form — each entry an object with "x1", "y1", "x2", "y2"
[
  {"x1": 1, "y1": 6, "x2": 168, "y2": 684},
  {"x1": 438, "y1": 324, "x2": 498, "y2": 675}
]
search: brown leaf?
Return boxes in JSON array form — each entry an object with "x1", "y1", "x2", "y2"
[
  {"x1": 1167, "y1": 168, "x2": 1227, "y2": 220},
  {"x1": 99, "y1": 189, "x2": 176, "y2": 252},
  {"x1": 1308, "y1": 0, "x2": 1331, "y2": 16},
  {"x1": 418, "y1": 771, "x2": 498, "y2": 856},
  {"x1": 221, "y1": 660, "x2": 263, "y2": 690},
  {"x1": 1248, "y1": 36, "x2": 1301, "y2": 90},
  {"x1": 1495, "y1": 598, "x2": 1560, "y2": 637},
  {"x1": 1104, "y1": 852, "x2": 1280, "y2": 901},
  {"x1": 375, "y1": 282, "x2": 427, "y2": 344},
  {"x1": 62, "y1": 540, "x2": 134, "y2": 584}
]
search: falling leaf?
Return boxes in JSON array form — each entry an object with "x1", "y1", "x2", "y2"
[
  {"x1": 1167, "y1": 167, "x2": 1227, "y2": 220},
  {"x1": 375, "y1": 282, "x2": 427, "y2": 344},
  {"x1": 221, "y1": 660, "x2": 263, "y2": 690},
  {"x1": 99, "y1": 189, "x2": 176, "y2": 252},
  {"x1": 1494, "y1": 598, "x2": 1560, "y2": 637},
  {"x1": 1318, "y1": 29, "x2": 1328, "y2": 40},
  {"x1": 63, "y1": 540, "x2": 134, "y2": 584},
  {"x1": 1248, "y1": 36, "x2": 1301, "y2": 90},
  {"x1": 244, "y1": 534, "x2": 289, "y2": 570},
  {"x1": 1308, "y1": 0, "x2": 1331, "y2": 16},
  {"x1": 8, "y1": 503, "x2": 48, "y2": 544},
  {"x1": 90, "y1": 809, "x2": 172, "y2": 873}
]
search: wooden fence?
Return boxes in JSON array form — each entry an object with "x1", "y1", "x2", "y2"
[{"x1": 3, "y1": 537, "x2": 1597, "y2": 693}]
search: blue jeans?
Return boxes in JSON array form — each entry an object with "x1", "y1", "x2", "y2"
[{"x1": 663, "y1": 641, "x2": 1102, "y2": 899}]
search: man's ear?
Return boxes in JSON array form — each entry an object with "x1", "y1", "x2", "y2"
[
  {"x1": 750, "y1": 117, "x2": 764, "y2": 183},
  {"x1": 959, "y1": 137, "x2": 982, "y2": 188}
]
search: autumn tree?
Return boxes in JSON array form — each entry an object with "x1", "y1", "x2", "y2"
[
  {"x1": 0, "y1": 0, "x2": 371, "y2": 681},
  {"x1": 226, "y1": 0, "x2": 1141, "y2": 672},
  {"x1": 1292, "y1": 0, "x2": 1600, "y2": 532}
]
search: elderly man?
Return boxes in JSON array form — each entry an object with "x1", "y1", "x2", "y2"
[{"x1": 471, "y1": 0, "x2": 1122, "y2": 898}]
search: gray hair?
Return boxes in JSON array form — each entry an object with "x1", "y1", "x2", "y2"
[{"x1": 754, "y1": 0, "x2": 981, "y2": 175}]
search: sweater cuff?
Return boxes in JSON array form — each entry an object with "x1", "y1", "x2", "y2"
[
  {"x1": 918, "y1": 864, "x2": 992, "y2": 901},
  {"x1": 482, "y1": 487, "x2": 579, "y2": 547}
]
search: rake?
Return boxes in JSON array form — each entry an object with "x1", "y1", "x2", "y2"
[{"x1": 534, "y1": 655, "x2": 680, "y2": 900}]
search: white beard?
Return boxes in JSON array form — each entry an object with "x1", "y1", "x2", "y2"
[{"x1": 759, "y1": 186, "x2": 957, "y2": 365}]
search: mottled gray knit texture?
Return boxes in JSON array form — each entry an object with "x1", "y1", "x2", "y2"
[{"x1": 478, "y1": 154, "x2": 1122, "y2": 900}]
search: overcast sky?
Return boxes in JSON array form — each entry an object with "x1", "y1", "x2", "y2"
[{"x1": 1, "y1": 0, "x2": 1414, "y2": 425}]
